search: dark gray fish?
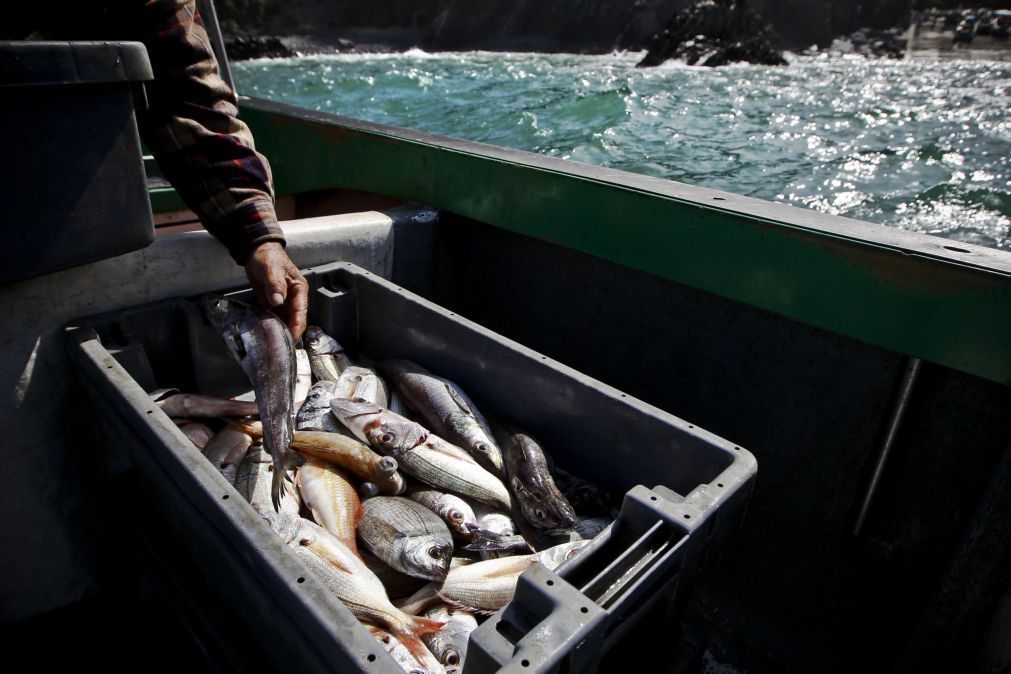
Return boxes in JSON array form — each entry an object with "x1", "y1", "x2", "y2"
[
  {"x1": 380, "y1": 359, "x2": 504, "y2": 476},
  {"x1": 494, "y1": 426, "x2": 578, "y2": 533},
  {"x1": 203, "y1": 295, "x2": 297, "y2": 511},
  {"x1": 295, "y1": 380, "x2": 343, "y2": 432},
  {"x1": 303, "y1": 326, "x2": 353, "y2": 383},
  {"x1": 524, "y1": 516, "x2": 613, "y2": 550},
  {"x1": 552, "y1": 465, "x2": 613, "y2": 517},
  {"x1": 359, "y1": 496, "x2": 454, "y2": 581}
]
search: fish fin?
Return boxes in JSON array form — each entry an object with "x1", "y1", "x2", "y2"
[
  {"x1": 462, "y1": 525, "x2": 515, "y2": 552},
  {"x1": 392, "y1": 616, "x2": 445, "y2": 664},
  {"x1": 398, "y1": 633, "x2": 441, "y2": 665},
  {"x1": 271, "y1": 468, "x2": 286, "y2": 512},
  {"x1": 304, "y1": 541, "x2": 355, "y2": 575},
  {"x1": 437, "y1": 596, "x2": 496, "y2": 616},
  {"x1": 443, "y1": 381, "x2": 473, "y2": 415}
]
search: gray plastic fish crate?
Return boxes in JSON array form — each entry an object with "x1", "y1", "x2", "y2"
[{"x1": 66, "y1": 261, "x2": 756, "y2": 674}]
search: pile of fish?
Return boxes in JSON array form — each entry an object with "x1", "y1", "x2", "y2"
[{"x1": 155, "y1": 296, "x2": 616, "y2": 674}]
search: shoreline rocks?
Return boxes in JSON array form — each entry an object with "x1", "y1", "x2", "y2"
[{"x1": 637, "y1": 0, "x2": 788, "y2": 67}]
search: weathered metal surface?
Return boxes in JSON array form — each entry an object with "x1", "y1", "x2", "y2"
[{"x1": 236, "y1": 97, "x2": 1011, "y2": 387}]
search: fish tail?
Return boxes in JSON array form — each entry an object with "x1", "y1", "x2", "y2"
[
  {"x1": 462, "y1": 526, "x2": 513, "y2": 552},
  {"x1": 394, "y1": 616, "x2": 444, "y2": 663},
  {"x1": 271, "y1": 466, "x2": 289, "y2": 512}
]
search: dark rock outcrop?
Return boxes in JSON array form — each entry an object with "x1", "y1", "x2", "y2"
[
  {"x1": 215, "y1": 0, "x2": 913, "y2": 59},
  {"x1": 636, "y1": 0, "x2": 787, "y2": 67},
  {"x1": 224, "y1": 35, "x2": 295, "y2": 60}
]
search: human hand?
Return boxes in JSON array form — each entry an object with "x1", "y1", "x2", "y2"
[{"x1": 244, "y1": 242, "x2": 308, "y2": 342}]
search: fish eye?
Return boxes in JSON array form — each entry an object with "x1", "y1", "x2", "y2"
[
  {"x1": 448, "y1": 510, "x2": 464, "y2": 523},
  {"x1": 380, "y1": 432, "x2": 395, "y2": 444},
  {"x1": 535, "y1": 508, "x2": 546, "y2": 519},
  {"x1": 443, "y1": 648, "x2": 461, "y2": 666},
  {"x1": 428, "y1": 546, "x2": 446, "y2": 560},
  {"x1": 476, "y1": 442, "x2": 490, "y2": 453}
]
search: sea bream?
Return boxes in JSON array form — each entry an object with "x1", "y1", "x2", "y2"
[
  {"x1": 331, "y1": 399, "x2": 511, "y2": 510},
  {"x1": 358, "y1": 496, "x2": 454, "y2": 581},
  {"x1": 263, "y1": 512, "x2": 443, "y2": 663},
  {"x1": 380, "y1": 359, "x2": 504, "y2": 476},
  {"x1": 203, "y1": 295, "x2": 298, "y2": 511}
]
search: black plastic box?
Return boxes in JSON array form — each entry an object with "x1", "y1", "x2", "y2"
[
  {"x1": 67, "y1": 262, "x2": 756, "y2": 673},
  {"x1": 0, "y1": 41, "x2": 154, "y2": 285}
]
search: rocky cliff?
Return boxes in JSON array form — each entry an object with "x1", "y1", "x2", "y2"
[{"x1": 216, "y1": 0, "x2": 910, "y2": 54}]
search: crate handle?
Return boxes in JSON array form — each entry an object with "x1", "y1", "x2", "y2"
[{"x1": 464, "y1": 486, "x2": 698, "y2": 673}]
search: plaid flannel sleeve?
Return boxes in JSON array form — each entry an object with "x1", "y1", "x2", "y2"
[{"x1": 136, "y1": 0, "x2": 284, "y2": 264}]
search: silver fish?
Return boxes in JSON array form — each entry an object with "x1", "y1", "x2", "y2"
[
  {"x1": 331, "y1": 399, "x2": 511, "y2": 510},
  {"x1": 380, "y1": 360, "x2": 503, "y2": 476},
  {"x1": 372, "y1": 628, "x2": 446, "y2": 674},
  {"x1": 535, "y1": 540, "x2": 591, "y2": 570},
  {"x1": 179, "y1": 422, "x2": 214, "y2": 449},
  {"x1": 407, "y1": 486, "x2": 480, "y2": 541},
  {"x1": 336, "y1": 366, "x2": 390, "y2": 408},
  {"x1": 469, "y1": 502, "x2": 525, "y2": 559},
  {"x1": 439, "y1": 543, "x2": 588, "y2": 614},
  {"x1": 437, "y1": 555, "x2": 538, "y2": 614},
  {"x1": 202, "y1": 426, "x2": 253, "y2": 484},
  {"x1": 421, "y1": 606, "x2": 477, "y2": 672},
  {"x1": 294, "y1": 348, "x2": 313, "y2": 409},
  {"x1": 203, "y1": 295, "x2": 297, "y2": 511},
  {"x1": 235, "y1": 444, "x2": 301, "y2": 515},
  {"x1": 295, "y1": 381, "x2": 343, "y2": 432},
  {"x1": 263, "y1": 512, "x2": 443, "y2": 661},
  {"x1": 359, "y1": 497, "x2": 453, "y2": 581},
  {"x1": 303, "y1": 326, "x2": 354, "y2": 383},
  {"x1": 495, "y1": 426, "x2": 578, "y2": 533}
]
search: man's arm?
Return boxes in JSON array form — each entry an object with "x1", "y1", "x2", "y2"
[{"x1": 132, "y1": 0, "x2": 307, "y2": 338}]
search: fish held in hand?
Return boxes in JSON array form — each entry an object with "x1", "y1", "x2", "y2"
[
  {"x1": 202, "y1": 295, "x2": 297, "y2": 512},
  {"x1": 303, "y1": 326, "x2": 354, "y2": 383},
  {"x1": 263, "y1": 512, "x2": 443, "y2": 663},
  {"x1": 380, "y1": 359, "x2": 503, "y2": 476},
  {"x1": 359, "y1": 497, "x2": 454, "y2": 582},
  {"x1": 495, "y1": 426, "x2": 577, "y2": 533},
  {"x1": 331, "y1": 399, "x2": 511, "y2": 510},
  {"x1": 296, "y1": 459, "x2": 363, "y2": 556}
]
